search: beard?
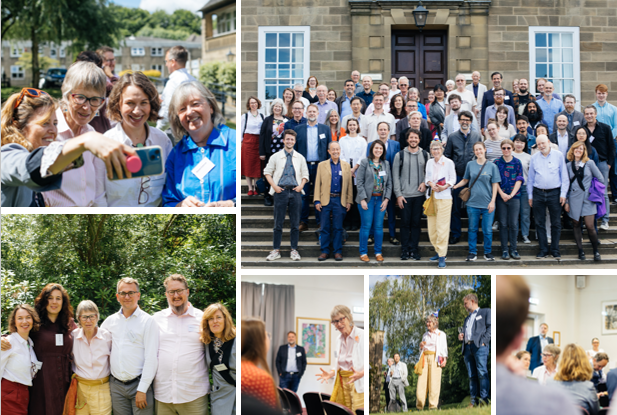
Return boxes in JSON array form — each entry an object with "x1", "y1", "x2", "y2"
[
  {"x1": 170, "y1": 302, "x2": 188, "y2": 315},
  {"x1": 527, "y1": 110, "x2": 542, "y2": 123},
  {"x1": 519, "y1": 86, "x2": 528, "y2": 94}
]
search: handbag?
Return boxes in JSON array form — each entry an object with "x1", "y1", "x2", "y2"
[
  {"x1": 459, "y1": 161, "x2": 487, "y2": 202},
  {"x1": 255, "y1": 177, "x2": 268, "y2": 195},
  {"x1": 423, "y1": 192, "x2": 436, "y2": 216}
]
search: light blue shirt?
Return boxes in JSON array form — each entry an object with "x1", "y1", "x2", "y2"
[
  {"x1": 593, "y1": 101, "x2": 617, "y2": 138},
  {"x1": 316, "y1": 100, "x2": 337, "y2": 125},
  {"x1": 527, "y1": 148, "x2": 569, "y2": 199},
  {"x1": 286, "y1": 345, "x2": 298, "y2": 372},
  {"x1": 306, "y1": 124, "x2": 319, "y2": 162},
  {"x1": 537, "y1": 97, "x2": 565, "y2": 134},
  {"x1": 465, "y1": 308, "x2": 478, "y2": 342},
  {"x1": 341, "y1": 95, "x2": 353, "y2": 119}
]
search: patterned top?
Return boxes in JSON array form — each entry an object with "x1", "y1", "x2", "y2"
[
  {"x1": 494, "y1": 156, "x2": 524, "y2": 198},
  {"x1": 270, "y1": 119, "x2": 287, "y2": 155},
  {"x1": 241, "y1": 360, "x2": 278, "y2": 408},
  {"x1": 369, "y1": 159, "x2": 384, "y2": 194}
]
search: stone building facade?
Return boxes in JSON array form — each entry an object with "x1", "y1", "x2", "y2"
[
  {"x1": 201, "y1": 0, "x2": 237, "y2": 65},
  {"x1": 241, "y1": 0, "x2": 617, "y2": 109}
]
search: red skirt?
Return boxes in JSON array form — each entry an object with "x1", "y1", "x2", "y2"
[
  {"x1": 2, "y1": 378, "x2": 29, "y2": 415},
  {"x1": 242, "y1": 133, "x2": 262, "y2": 178}
]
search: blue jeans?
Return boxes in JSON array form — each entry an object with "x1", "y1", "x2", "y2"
[
  {"x1": 467, "y1": 206, "x2": 495, "y2": 255},
  {"x1": 597, "y1": 160, "x2": 610, "y2": 224},
  {"x1": 359, "y1": 196, "x2": 386, "y2": 255},
  {"x1": 279, "y1": 372, "x2": 301, "y2": 392},
  {"x1": 450, "y1": 175, "x2": 465, "y2": 238},
  {"x1": 519, "y1": 186, "x2": 531, "y2": 238},
  {"x1": 301, "y1": 162, "x2": 321, "y2": 226},
  {"x1": 463, "y1": 343, "x2": 489, "y2": 405},
  {"x1": 320, "y1": 197, "x2": 347, "y2": 254}
]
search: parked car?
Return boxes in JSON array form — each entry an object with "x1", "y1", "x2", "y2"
[{"x1": 42, "y1": 68, "x2": 66, "y2": 88}]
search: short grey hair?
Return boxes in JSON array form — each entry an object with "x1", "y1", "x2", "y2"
[
  {"x1": 426, "y1": 314, "x2": 439, "y2": 328},
  {"x1": 330, "y1": 305, "x2": 354, "y2": 327},
  {"x1": 168, "y1": 81, "x2": 226, "y2": 140},
  {"x1": 328, "y1": 141, "x2": 341, "y2": 150},
  {"x1": 445, "y1": 80, "x2": 455, "y2": 88},
  {"x1": 167, "y1": 45, "x2": 188, "y2": 66},
  {"x1": 408, "y1": 110, "x2": 422, "y2": 119},
  {"x1": 430, "y1": 140, "x2": 443, "y2": 150},
  {"x1": 61, "y1": 61, "x2": 107, "y2": 106},
  {"x1": 409, "y1": 87, "x2": 419, "y2": 95},
  {"x1": 294, "y1": 83, "x2": 304, "y2": 89},
  {"x1": 117, "y1": 277, "x2": 140, "y2": 293},
  {"x1": 464, "y1": 293, "x2": 478, "y2": 303},
  {"x1": 399, "y1": 76, "x2": 409, "y2": 84},
  {"x1": 76, "y1": 300, "x2": 99, "y2": 324},
  {"x1": 564, "y1": 94, "x2": 577, "y2": 102},
  {"x1": 269, "y1": 98, "x2": 287, "y2": 116}
]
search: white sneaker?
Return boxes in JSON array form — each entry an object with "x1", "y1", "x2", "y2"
[
  {"x1": 600, "y1": 222, "x2": 610, "y2": 231},
  {"x1": 522, "y1": 236, "x2": 531, "y2": 244},
  {"x1": 548, "y1": 236, "x2": 552, "y2": 244},
  {"x1": 266, "y1": 250, "x2": 281, "y2": 261},
  {"x1": 492, "y1": 221, "x2": 499, "y2": 231},
  {"x1": 290, "y1": 249, "x2": 302, "y2": 261}
]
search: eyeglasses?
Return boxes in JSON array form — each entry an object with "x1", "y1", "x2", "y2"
[
  {"x1": 117, "y1": 291, "x2": 138, "y2": 297},
  {"x1": 71, "y1": 94, "x2": 104, "y2": 108},
  {"x1": 166, "y1": 288, "x2": 186, "y2": 296},
  {"x1": 79, "y1": 314, "x2": 97, "y2": 321},
  {"x1": 331, "y1": 316, "x2": 347, "y2": 325},
  {"x1": 104, "y1": 58, "x2": 116, "y2": 63},
  {"x1": 14, "y1": 88, "x2": 49, "y2": 110},
  {"x1": 138, "y1": 176, "x2": 151, "y2": 205},
  {"x1": 502, "y1": 147, "x2": 512, "y2": 150},
  {"x1": 542, "y1": 353, "x2": 554, "y2": 358}
]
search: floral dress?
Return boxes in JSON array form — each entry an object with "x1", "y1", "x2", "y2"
[{"x1": 270, "y1": 118, "x2": 287, "y2": 155}]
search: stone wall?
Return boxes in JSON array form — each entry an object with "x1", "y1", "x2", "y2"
[
  {"x1": 488, "y1": 0, "x2": 617, "y2": 105},
  {"x1": 240, "y1": 0, "x2": 352, "y2": 105}
]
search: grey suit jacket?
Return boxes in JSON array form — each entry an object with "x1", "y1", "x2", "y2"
[
  {"x1": 355, "y1": 157, "x2": 392, "y2": 204},
  {"x1": 554, "y1": 109, "x2": 586, "y2": 132},
  {"x1": 466, "y1": 82, "x2": 487, "y2": 112},
  {"x1": 205, "y1": 338, "x2": 236, "y2": 415}
]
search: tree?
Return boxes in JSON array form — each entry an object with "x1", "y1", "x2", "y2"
[
  {"x1": 170, "y1": 9, "x2": 202, "y2": 35},
  {"x1": 16, "y1": 53, "x2": 59, "y2": 74}
]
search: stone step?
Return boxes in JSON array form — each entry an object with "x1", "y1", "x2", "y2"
[{"x1": 241, "y1": 255, "x2": 617, "y2": 268}]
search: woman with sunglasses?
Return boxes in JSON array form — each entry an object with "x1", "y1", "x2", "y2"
[
  {"x1": 103, "y1": 71, "x2": 173, "y2": 206},
  {"x1": 43, "y1": 61, "x2": 136, "y2": 206},
  {"x1": 316, "y1": 305, "x2": 365, "y2": 413},
  {"x1": 1, "y1": 86, "x2": 134, "y2": 207},
  {"x1": 494, "y1": 139, "x2": 524, "y2": 260},
  {"x1": 1, "y1": 305, "x2": 42, "y2": 415}
]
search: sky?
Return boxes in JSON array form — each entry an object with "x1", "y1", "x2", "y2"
[{"x1": 111, "y1": 0, "x2": 205, "y2": 14}]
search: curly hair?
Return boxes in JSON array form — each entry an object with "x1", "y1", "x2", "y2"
[
  {"x1": 34, "y1": 283, "x2": 74, "y2": 333},
  {"x1": 107, "y1": 71, "x2": 161, "y2": 123},
  {"x1": 8, "y1": 304, "x2": 41, "y2": 334},
  {"x1": 200, "y1": 303, "x2": 236, "y2": 344},
  {"x1": 1, "y1": 91, "x2": 57, "y2": 151},
  {"x1": 555, "y1": 344, "x2": 592, "y2": 382}
]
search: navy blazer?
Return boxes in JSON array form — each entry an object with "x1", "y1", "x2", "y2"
[
  {"x1": 481, "y1": 88, "x2": 515, "y2": 129},
  {"x1": 294, "y1": 123, "x2": 331, "y2": 162},
  {"x1": 366, "y1": 139, "x2": 401, "y2": 173},
  {"x1": 525, "y1": 335, "x2": 554, "y2": 372},
  {"x1": 461, "y1": 307, "x2": 491, "y2": 354},
  {"x1": 607, "y1": 368, "x2": 617, "y2": 403},
  {"x1": 275, "y1": 344, "x2": 307, "y2": 377}
]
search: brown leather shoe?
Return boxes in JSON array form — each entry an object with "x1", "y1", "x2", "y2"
[
  {"x1": 360, "y1": 254, "x2": 370, "y2": 262},
  {"x1": 334, "y1": 253, "x2": 343, "y2": 261},
  {"x1": 376, "y1": 254, "x2": 384, "y2": 262},
  {"x1": 318, "y1": 253, "x2": 329, "y2": 261},
  {"x1": 299, "y1": 222, "x2": 309, "y2": 232}
]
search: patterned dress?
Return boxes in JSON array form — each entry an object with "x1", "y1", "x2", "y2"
[
  {"x1": 270, "y1": 119, "x2": 287, "y2": 155},
  {"x1": 241, "y1": 360, "x2": 277, "y2": 408}
]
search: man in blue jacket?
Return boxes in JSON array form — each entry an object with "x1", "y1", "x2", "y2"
[
  {"x1": 458, "y1": 293, "x2": 491, "y2": 407},
  {"x1": 275, "y1": 331, "x2": 307, "y2": 392},
  {"x1": 294, "y1": 104, "x2": 332, "y2": 231},
  {"x1": 525, "y1": 323, "x2": 553, "y2": 372}
]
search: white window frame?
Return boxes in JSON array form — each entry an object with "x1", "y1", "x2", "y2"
[
  {"x1": 10, "y1": 47, "x2": 24, "y2": 58},
  {"x1": 11, "y1": 65, "x2": 24, "y2": 79},
  {"x1": 151, "y1": 47, "x2": 164, "y2": 57},
  {"x1": 131, "y1": 47, "x2": 145, "y2": 57},
  {"x1": 212, "y1": 7, "x2": 236, "y2": 37},
  {"x1": 151, "y1": 64, "x2": 163, "y2": 72},
  {"x1": 59, "y1": 47, "x2": 66, "y2": 58},
  {"x1": 258, "y1": 26, "x2": 311, "y2": 111},
  {"x1": 529, "y1": 26, "x2": 580, "y2": 109},
  {"x1": 50, "y1": 48, "x2": 57, "y2": 58}
]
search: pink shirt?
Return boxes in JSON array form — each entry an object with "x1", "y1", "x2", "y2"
[
  {"x1": 337, "y1": 325, "x2": 358, "y2": 371},
  {"x1": 421, "y1": 330, "x2": 438, "y2": 352},
  {"x1": 43, "y1": 108, "x2": 107, "y2": 207},
  {"x1": 152, "y1": 304, "x2": 209, "y2": 404},
  {"x1": 72, "y1": 327, "x2": 112, "y2": 380}
]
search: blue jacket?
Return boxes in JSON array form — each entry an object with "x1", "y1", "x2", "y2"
[
  {"x1": 294, "y1": 123, "x2": 331, "y2": 162},
  {"x1": 366, "y1": 139, "x2": 400, "y2": 173},
  {"x1": 275, "y1": 344, "x2": 307, "y2": 378},
  {"x1": 461, "y1": 307, "x2": 491, "y2": 354},
  {"x1": 525, "y1": 335, "x2": 554, "y2": 372},
  {"x1": 161, "y1": 125, "x2": 236, "y2": 206}
]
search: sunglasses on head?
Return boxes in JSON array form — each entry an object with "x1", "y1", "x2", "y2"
[{"x1": 13, "y1": 88, "x2": 49, "y2": 110}]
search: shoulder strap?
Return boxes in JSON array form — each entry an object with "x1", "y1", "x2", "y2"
[
  {"x1": 398, "y1": 149, "x2": 406, "y2": 176},
  {"x1": 242, "y1": 113, "x2": 249, "y2": 135},
  {"x1": 469, "y1": 161, "x2": 487, "y2": 191}
]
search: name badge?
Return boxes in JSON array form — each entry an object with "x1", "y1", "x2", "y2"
[
  {"x1": 339, "y1": 171, "x2": 343, "y2": 176},
  {"x1": 487, "y1": 148, "x2": 493, "y2": 153},
  {"x1": 504, "y1": 96, "x2": 510, "y2": 101},
  {"x1": 192, "y1": 157, "x2": 215, "y2": 181},
  {"x1": 589, "y1": 135, "x2": 595, "y2": 143},
  {"x1": 379, "y1": 171, "x2": 387, "y2": 177},
  {"x1": 297, "y1": 352, "x2": 302, "y2": 357},
  {"x1": 354, "y1": 178, "x2": 357, "y2": 185},
  {"x1": 56, "y1": 333, "x2": 64, "y2": 346},
  {"x1": 319, "y1": 133, "x2": 326, "y2": 139},
  {"x1": 573, "y1": 121, "x2": 580, "y2": 126},
  {"x1": 188, "y1": 325, "x2": 200, "y2": 333},
  {"x1": 214, "y1": 363, "x2": 228, "y2": 371},
  {"x1": 476, "y1": 315, "x2": 482, "y2": 321}
]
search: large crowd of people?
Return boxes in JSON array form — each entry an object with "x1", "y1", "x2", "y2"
[
  {"x1": 242, "y1": 70, "x2": 617, "y2": 265},
  {"x1": 2, "y1": 45, "x2": 236, "y2": 207},
  {"x1": 0, "y1": 275, "x2": 236, "y2": 415}
]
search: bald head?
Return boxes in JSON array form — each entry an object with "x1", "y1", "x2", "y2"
[{"x1": 544, "y1": 82, "x2": 554, "y2": 98}]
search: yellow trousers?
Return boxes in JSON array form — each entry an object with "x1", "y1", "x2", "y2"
[
  {"x1": 331, "y1": 369, "x2": 364, "y2": 413},
  {"x1": 75, "y1": 378, "x2": 112, "y2": 415},
  {"x1": 416, "y1": 353, "x2": 442, "y2": 410},
  {"x1": 427, "y1": 198, "x2": 452, "y2": 257}
]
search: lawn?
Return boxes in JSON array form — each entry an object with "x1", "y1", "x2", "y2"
[{"x1": 370, "y1": 404, "x2": 491, "y2": 415}]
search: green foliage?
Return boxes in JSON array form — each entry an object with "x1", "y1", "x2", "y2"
[
  {"x1": 135, "y1": 26, "x2": 191, "y2": 41},
  {"x1": 1, "y1": 214, "x2": 236, "y2": 332},
  {"x1": 2, "y1": 87, "x2": 62, "y2": 104},
  {"x1": 200, "y1": 62, "x2": 236, "y2": 88},
  {"x1": 109, "y1": 5, "x2": 201, "y2": 38},
  {"x1": 219, "y1": 62, "x2": 236, "y2": 87},
  {"x1": 369, "y1": 403, "x2": 491, "y2": 414},
  {"x1": 15, "y1": 53, "x2": 59, "y2": 74}
]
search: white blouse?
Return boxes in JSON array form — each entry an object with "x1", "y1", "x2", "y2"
[
  {"x1": 339, "y1": 135, "x2": 367, "y2": 168},
  {"x1": 425, "y1": 156, "x2": 456, "y2": 199},
  {"x1": 241, "y1": 112, "x2": 265, "y2": 136},
  {"x1": 103, "y1": 123, "x2": 173, "y2": 207},
  {"x1": 532, "y1": 364, "x2": 557, "y2": 385},
  {"x1": 0, "y1": 332, "x2": 42, "y2": 386}
]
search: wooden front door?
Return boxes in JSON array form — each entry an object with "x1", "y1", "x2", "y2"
[{"x1": 391, "y1": 30, "x2": 448, "y2": 104}]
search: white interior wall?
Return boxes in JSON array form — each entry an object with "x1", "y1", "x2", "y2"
[
  {"x1": 522, "y1": 275, "x2": 617, "y2": 369},
  {"x1": 241, "y1": 275, "x2": 365, "y2": 403}
]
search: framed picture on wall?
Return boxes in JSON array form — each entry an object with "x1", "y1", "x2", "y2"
[
  {"x1": 602, "y1": 301, "x2": 617, "y2": 335},
  {"x1": 297, "y1": 317, "x2": 331, "y2": 365},
  {"x1": 553, "y1": 331, "x2": 561, "y2": 347}
]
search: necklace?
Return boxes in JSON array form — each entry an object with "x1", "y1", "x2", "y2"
[
  {"x1": 213, "y1": 337, "x2": 224, "y2": 364},
  {"x1": 250, "y1": 111, "x2": 259, "y2": 118}
]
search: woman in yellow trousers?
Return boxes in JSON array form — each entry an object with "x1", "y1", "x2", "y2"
[{"x1": 415, "y1": 314, "x2": 448, "y2": 410}]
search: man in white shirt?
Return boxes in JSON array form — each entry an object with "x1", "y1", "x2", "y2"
[
  {"x1": 447, "y1": 74, "x2": 477, "y2": 116},
  {"x1": 551, "y1": 115, "x2": 571, "y2": 159},
  {"x1": 102, "y1": 277, "x2": 159, "y2": 415},
  {"x1": 465, "y1": 71, "x2": 487, "y2": 115},
  {"x1": 157, "y1": 46, "x2": 197, "y2": 131},
  {"x1": 365, "y1": 83, "x2": 392, "y2": 116},
  {"x1": 153, "y1": 274, "x2": 209, "y2": 414},
  {"x1": 360, "y1": 93, "x2": 396, "y2": 143},
  {"x1": 388, "y1": 353, "x2": 409, "y2": 411}
]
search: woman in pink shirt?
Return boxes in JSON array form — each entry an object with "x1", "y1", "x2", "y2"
[{"x1": 316, "y1": 305, "x2": 364, "y2": 413}]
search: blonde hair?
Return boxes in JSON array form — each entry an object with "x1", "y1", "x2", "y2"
[
  {"x1": 1, "y1": 91, "x2": 57, "y2": 151},
  {"x1": 116, "y1": 277, "x2": 140, "y2": 293},
  {"x1": 554, "y1": 344, "x2": 593, "y2": 382},
  {"x1": 567, "y1": 141, "x2": 589, "y2": 163},
  {"x1": 200, "y1": 303, "x2": 236, "y2": 344},
  {"x1": 168, "y1": 81, "x2": 226, "y2": 140}
]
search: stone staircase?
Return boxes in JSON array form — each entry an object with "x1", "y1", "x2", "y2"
[{"x1": 240, "y1": 183, "x2": 617, "y2": 268}]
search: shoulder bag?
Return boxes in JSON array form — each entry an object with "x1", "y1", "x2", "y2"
[{"x1": 459, "y1": 161, "x2": 487, "y2": 202}]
